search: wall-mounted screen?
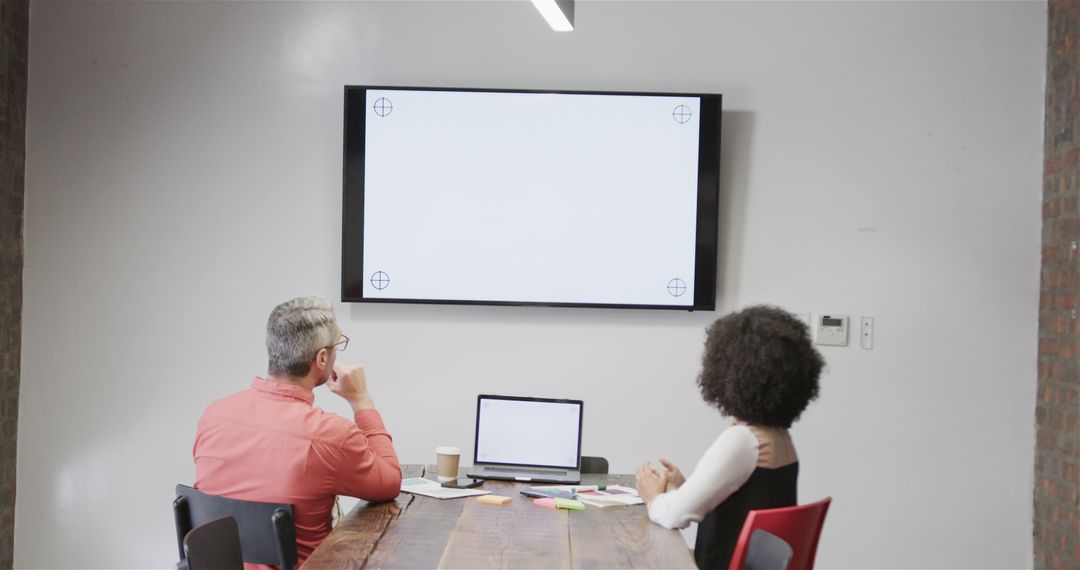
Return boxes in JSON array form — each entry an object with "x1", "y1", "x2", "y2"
[{"x1": 342, "y1": 86, "x2": 721, "y2": 310}]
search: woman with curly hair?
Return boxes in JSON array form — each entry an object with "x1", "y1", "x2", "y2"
[{"x1": 636, "y1": 305, "x2": 824, "y2": 569}]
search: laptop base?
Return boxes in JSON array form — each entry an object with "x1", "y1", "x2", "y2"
[{"x1": 466, "y1": 467, "x2": 581, "y2": 485}]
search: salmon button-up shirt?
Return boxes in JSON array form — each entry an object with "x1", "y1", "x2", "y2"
[{"x1": 193, "y1": 377, "x2": 401, "y2": 568}]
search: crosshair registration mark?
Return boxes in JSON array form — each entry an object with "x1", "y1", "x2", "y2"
[
  {"x1": 373, "y1": 97, "x2": 393, "y2": 117},
  {"x1": 672, "y1": 104, "x2": 692, "y2": 124},
  {"x1": 370, "y1": 271, "x2": 390, "y2": 290},
  {"x1": 667, "y1": 278, "x2": 687, "y2": 297}
]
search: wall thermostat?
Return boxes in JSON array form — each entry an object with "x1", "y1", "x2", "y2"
[{"x1": 815, "y1": 314, "x2": 849, "y2": 346}]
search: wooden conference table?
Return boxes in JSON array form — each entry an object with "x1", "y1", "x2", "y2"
[{"x1": 304, "y1": 464, "x2": 696, "y2": 569}]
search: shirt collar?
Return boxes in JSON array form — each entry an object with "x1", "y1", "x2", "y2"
[{"x1": 251, "y1": 376, "x2": 315, "y2": 405}]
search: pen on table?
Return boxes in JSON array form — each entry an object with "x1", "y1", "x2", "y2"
[{"x1": 570, "y1": 485, "x2": 607, "y2": 493}]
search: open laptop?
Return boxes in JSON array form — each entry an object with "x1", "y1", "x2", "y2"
[{"x1": 466, "y1": 394, "x2": 583, "y2": 485}]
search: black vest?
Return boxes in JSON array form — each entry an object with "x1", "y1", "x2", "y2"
[{"x1": 693, "y1": 462, "x2": 799, "y2": 569}]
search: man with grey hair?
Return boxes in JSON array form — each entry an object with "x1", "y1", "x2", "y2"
[{"x1": 193, "y1": 295, "x2": 401, "y2": 567}]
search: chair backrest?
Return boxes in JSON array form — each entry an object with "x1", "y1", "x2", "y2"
[
  {"x1": 727, "y1": 497, "x2": 832, "y2": 570},
  {"x1": 174, "y1": 484, "x2": 298, "y2": 570},
  {"x1": 741, "y1": 529, "x2": 794, "y2": 570},
  {"x1": 183, "y1": 516, "x2": 244, "y2": 570},
  {"x1": 580, "y1": 456, "x2": 609, "y2": 474}
]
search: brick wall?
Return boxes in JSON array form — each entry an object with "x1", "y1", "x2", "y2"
[
  {"x1": 1035, "y1": 2, "x2": 1080, "y2": 569},
  {"x1": 0, "y1": 0, "x2": 27, "y2": 567}
]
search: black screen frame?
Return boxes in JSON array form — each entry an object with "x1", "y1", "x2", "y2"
[{"x1": 342, "y1": 85, "x2": 721, "y2": 311}]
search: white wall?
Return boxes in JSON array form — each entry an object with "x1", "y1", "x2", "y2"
[{"x1": 18, "y1": 1, "x2": 1045, "y2": 568}]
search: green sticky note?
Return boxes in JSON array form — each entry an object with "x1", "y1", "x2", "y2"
[{"x1": 554, "y1": 498, "x2": 585, "y2": 511}]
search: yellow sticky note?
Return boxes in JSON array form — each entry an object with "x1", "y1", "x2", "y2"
[
  {"x1": 554, "y1": 498, "x2": 585, "y2": 511},
  {"x1": 478, "y1": 495, "x2": 512, "y2": 506}
]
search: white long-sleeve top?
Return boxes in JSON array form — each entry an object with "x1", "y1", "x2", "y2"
[{"x1": 646, "y1": 424, "x2": 760, "y2": 529}]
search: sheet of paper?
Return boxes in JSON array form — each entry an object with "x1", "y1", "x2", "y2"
[
  {"x1": 400, "y1": 477, "x2": 491, "y2": 500},
  {"x1": 532, "y1": 484, "x2": 645, "y2": 508}
]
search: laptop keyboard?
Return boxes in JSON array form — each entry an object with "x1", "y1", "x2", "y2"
[{"x1": 486, "y1": 466, "x2": 568, "y2": 476}]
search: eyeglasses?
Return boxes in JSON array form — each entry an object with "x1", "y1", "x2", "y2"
[{"x1": 315, "y1": 334, "x2": 349, "y2": 359}]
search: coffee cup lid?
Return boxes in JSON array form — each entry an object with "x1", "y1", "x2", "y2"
[{"x1": 436, "y1": 446, "x2": 461, "y2": 455}]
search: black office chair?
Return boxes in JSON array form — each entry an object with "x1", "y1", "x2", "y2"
[
  {"x1": 580, "y1": 456, "x2": 609, "y2": 474},
  {"x1": 182, "y1": 516, "x2": 244, "y2": 570},
  {"x1": 173, "y1": 484, "x2": 298, "y2": 570}
]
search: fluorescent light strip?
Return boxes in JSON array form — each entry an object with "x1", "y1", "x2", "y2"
[{"x1": 530, "y1": 0, "x2": 574, "y2": 32}]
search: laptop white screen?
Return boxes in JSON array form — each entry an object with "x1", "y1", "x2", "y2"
[{"x1": 475, "y1": 397, "x2": 582, "y2": 469}]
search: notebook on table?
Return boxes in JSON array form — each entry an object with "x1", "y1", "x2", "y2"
[{"x1": 466, "y1": 394, "x2": 583, "y2": 485}]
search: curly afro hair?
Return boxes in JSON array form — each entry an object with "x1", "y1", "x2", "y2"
[{"x1": 697, "y1": 305, "x2": 823, "y2": 428}]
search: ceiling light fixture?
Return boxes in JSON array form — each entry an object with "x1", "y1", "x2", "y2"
[{"x1": 530, "y1": 0, "x2": 574, "y2": 32}]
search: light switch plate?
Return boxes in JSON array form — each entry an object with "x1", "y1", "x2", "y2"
[{"x1": 860, "y1": 317, "x2": 874, "y2": 349}]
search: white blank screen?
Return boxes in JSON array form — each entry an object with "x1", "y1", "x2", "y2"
[
  {"x1": 361, "y1": 89, "x2": 700, "y2": 306},
  {"x1": 475, "y1": 398, "x2": 581, "y2": 468}
]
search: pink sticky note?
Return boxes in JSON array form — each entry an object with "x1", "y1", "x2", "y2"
[{"x1": 533, "y1": 497, "x2": 557, "y2": 509}]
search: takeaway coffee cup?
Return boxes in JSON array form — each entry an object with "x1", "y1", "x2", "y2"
[{"x1": 436, "y1": 446, "x2": 461, "y2": 482}]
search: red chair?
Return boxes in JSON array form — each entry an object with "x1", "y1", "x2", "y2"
[{"x1": 728, "y1": 497, "x2": 832, "y2": 570}]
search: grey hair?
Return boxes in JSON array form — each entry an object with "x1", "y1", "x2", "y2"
[{"x1": 266, "y1": 296, "x2": 338, "y2": 377}]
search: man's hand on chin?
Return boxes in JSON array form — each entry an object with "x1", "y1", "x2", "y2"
[{"x1": 329, "y1": 363, "x2": 376, "y2": 411}]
